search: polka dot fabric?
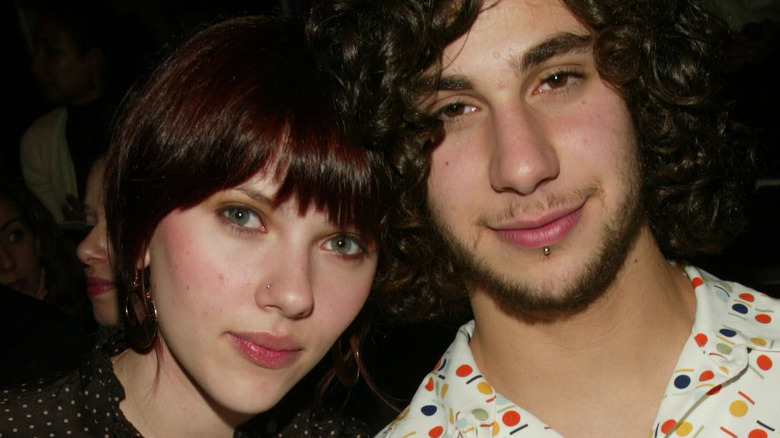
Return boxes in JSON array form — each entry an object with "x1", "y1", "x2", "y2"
[
  {"x1": 377, "y1": 265, "x2": 780, "y2": 438},
  {"x1": 0, "y1": 328, "x2": 370, "y2": 438},
  {"x1": 0, "y1": 353, "x2": 143, "y2": 438}
]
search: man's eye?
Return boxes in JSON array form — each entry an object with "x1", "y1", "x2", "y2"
[
  {"x1": 436, "y1": 102, "x2": 477, "y2": 119},
  {"x1": 536, "y1": 70, "x2": 584, "y2": 94},
  {"x1": 544, "y1": 73, "x2": 571, "y2": 89}
]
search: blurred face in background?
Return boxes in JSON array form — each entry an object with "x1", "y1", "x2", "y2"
[
  {"x1": 0, "y1": 197, "x2": 44, "y2": 299},
  {"x1": 78, "y1": 159, "x2": 119, "y2": 326},
  {"x1": 30, "y1": 14, "x2": 100, "y2": 106}
]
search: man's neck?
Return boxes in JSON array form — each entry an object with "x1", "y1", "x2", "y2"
[{"x1": 468, "y1": 227, "x2": 697, "y2": 437}]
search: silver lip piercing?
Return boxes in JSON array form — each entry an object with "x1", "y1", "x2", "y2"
[
  {"x1": 543, "y1": 247, "x2": 550, "y2": 256},
  {"x1": 266, "y1": 284, "x2": 271, "y2": 289}
]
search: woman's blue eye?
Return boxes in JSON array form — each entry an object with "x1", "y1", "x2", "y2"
[
  {"x1": 325, "y1": 235, "x2": 362, "y2": 256},
  {"x1": 222, "y1": 207, "x2": 262, "y2": 229}
]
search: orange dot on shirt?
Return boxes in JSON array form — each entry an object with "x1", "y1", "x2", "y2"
[
  {"x1": 756, "y1": 314, "x2": 772, "y2": 324},
  {"x1": 749, "y1": 429, "x2": 768, "y2": 438},
  {"x1": 425, "y1": 377, "x2": 434, "y2": 391},
  {"x1": 456, "y1": 365, "x2": 473, "y2": 377},
  {"x1": 502, "y1": 411, "x2": 521, "y2": 426},
  {"x1": 691, "y1": 277, "x2": 704, "y2": 288},
  {"x1": 739, "y1": 293, "x2": 755, "y2": 302},
  {"x1": 699, "y1": 370, "x2": 714, "y2": 381},
  {"x1": 694, "y1": 333, "x2": 708, "y2": 347},
  {"x1": 429, "y1": 426, "x2": 444, "y2": 437},
  {"x1": 661, "y1": 420, "x2": 677, "y2": 434},
  {"x1": 757, "y1": 354, "x2": 773, "y2": 371}
]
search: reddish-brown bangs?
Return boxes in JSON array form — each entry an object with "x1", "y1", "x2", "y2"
[{"x1": 106, "y1": 15, "x2": 384, "y2": 296}]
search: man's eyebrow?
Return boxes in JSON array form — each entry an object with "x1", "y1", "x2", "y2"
[
  {"x1": 418, "y1": 73, "x2": 473, "y2": 93},
  {"x1": 515, "y1": 32, "x2": 593, "y2": 74},
  {"x1": 419, "y1": 32, "x2": 592, "y2": 94}
]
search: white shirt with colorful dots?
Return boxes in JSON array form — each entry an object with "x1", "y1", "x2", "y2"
[{"x1": 377, "y1": 265, "x2": 780, "y2": 438}]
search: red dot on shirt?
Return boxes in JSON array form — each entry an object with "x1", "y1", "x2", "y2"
[
  {"x1": 456, "y1": 365, "x2": 473, "y2": 377},
  {"x1": 502, "y1": 411, "x2": 521, "y2": 426},
  {"x1": 707, "y1": 385, "x2": 722, "y2": 395},
  {"x1": 425, "y1": 377, "x2": 434, "y2": 391},
  {"x1": 661, "y1": 419, "x2": 677, "y2": 434},
  {"x1": 757, "y1": 354, "x2": 773, "y2": 371},
  {"x1": 694, "y1": 333, "x2": 708, "y2": 347},
  {"x1": 429, "y1": 426, "x2": 444, "y2": 438},
  {"x1": 749, "y1": 429, "x2": 768, "y2": 438},
  {"x1": 699, "y1": 370, "x2": 714, "y2": 381},
  {"x1": 691, "y1": 277, "x2": 704, "y2": 288},
  {"x1": 756, "y1": 314, "x2": 772, "y2": 324},
  {"x1": 739, "y1": 293, "x2": 755, "y2": 302}
]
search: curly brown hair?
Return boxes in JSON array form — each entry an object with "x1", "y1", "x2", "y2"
[{"x1": 307, "y1": 0, "x2": 755, "y2": 323}]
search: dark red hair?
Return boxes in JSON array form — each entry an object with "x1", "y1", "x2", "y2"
[{"x1": 106, "y1": 15, "x2": 386, "y2": 308}]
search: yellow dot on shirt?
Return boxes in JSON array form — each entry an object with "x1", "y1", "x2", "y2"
[
  {"x1": 675, "y1": 422, "x2": 693, "y2": 436},
  {"x1": 477, "y1": 382, "x2": 493, "y2": 395},
  {"x1": 730, "y1": 400, "x2": 748, "y2": 417},
  {"x1": 752, "y1": 337, "x2": 767, "y2": 346}
]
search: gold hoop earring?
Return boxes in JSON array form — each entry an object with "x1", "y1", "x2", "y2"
[
  {"x1": 123, "y1": 271, "x2": 157, "y2": 350},
  {"x1": 331, "y1": 334, "x2": 360, "y2": 388}
]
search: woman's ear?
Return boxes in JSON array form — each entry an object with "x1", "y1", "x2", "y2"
[{"x1": 137, "y1": 247, "x2": 151, "y2": 270}]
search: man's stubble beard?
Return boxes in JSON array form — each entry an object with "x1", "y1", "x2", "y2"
[{"x1": 430, "y1": 169, "x2": 645, "y2": 319}]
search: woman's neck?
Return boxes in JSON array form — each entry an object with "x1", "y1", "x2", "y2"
[{"x1": 112, "y1": 347, "x2": 245, "y2": 438}]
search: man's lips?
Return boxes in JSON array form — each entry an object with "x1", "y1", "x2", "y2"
[
  {"x1": 229, "y1": 332, "x2": 302, "y2": 370},
  {"x1": 491, "y1": 206, "x2": 583, "y2": 249},
  {"x1": 86, "y1": 277, "x2": 116, "y2": 298}
]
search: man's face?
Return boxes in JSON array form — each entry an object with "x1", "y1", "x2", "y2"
[{"x1": 422, "y1": 0, "x2": 644, "y2": 315}]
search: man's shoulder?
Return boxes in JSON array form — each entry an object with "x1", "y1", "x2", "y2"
[
  {"x1": 686, "y1": 264, "x2": 780, "y2": 346},
  {"x1": 20, "y1": 107, "x2": 68, "y2": 148},
  {"x1": 376, "y1": 322, "x2": 471, "y2": 437}
]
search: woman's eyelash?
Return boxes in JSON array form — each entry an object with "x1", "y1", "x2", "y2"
[{"x1": 219, "y1": 205, "x2": 265, "y2": 235}]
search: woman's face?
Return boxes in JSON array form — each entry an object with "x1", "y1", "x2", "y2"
[
  {"x1": 77, "y1": 160, "x2": 119, "y2": 326},
  {"x1": 0, "y1": 198, "x2": 43, "y2": 299},
  {"x1": 144, "y1": 170, "x2": 378, "y2": 417}
]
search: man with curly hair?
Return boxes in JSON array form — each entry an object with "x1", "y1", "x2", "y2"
[{"x1": 307, "y1": 0, "x2": 776, "y2": 436}]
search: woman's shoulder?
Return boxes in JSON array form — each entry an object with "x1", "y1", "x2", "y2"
[{"x1": 0, "y1": 347, "x2": 140, "y2": 437}]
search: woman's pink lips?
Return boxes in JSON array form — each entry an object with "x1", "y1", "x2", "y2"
[
  {"x1": 492, "y1": 207, "x2": 583, "y2": 249},
  {"x1": 229, "y1": 333, "x2": 301, "y2": 370},
  {"x1": 86, "y1": 277, "x2": 116, "y2": 298}
]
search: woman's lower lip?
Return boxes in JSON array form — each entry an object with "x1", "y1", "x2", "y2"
[
  {"x1": 495, "y1": 208, "x2": 582, "y2": 248},
  {"x1": 230, "y1": 334, "x2": 300, "y2": 370},
  {"x1": 86, "y1": 283, "x2": 116, "y2": 298}
]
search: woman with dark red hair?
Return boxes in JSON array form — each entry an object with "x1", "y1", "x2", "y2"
[{"x1": 0, "y1": 15, "x2": 388, "y2": 437}]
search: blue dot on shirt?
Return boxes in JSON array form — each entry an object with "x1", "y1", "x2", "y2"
[
  {"x1": 732, "y1": 303, "x2": 749, "y2": 314},
  {"x1": 719, "y1": 328, "x2": 737, "y2": 337},
  {"x1": 674, "y1": 375, "x2": 691, "y2": 389},
  {"x1": 421, "y1": 405, "x2": 437, "y2": 416}
]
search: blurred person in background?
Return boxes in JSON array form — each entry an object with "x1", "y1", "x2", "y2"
[{"x1": 77, "y1": 156, "x2": 120, "y2": 327}]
